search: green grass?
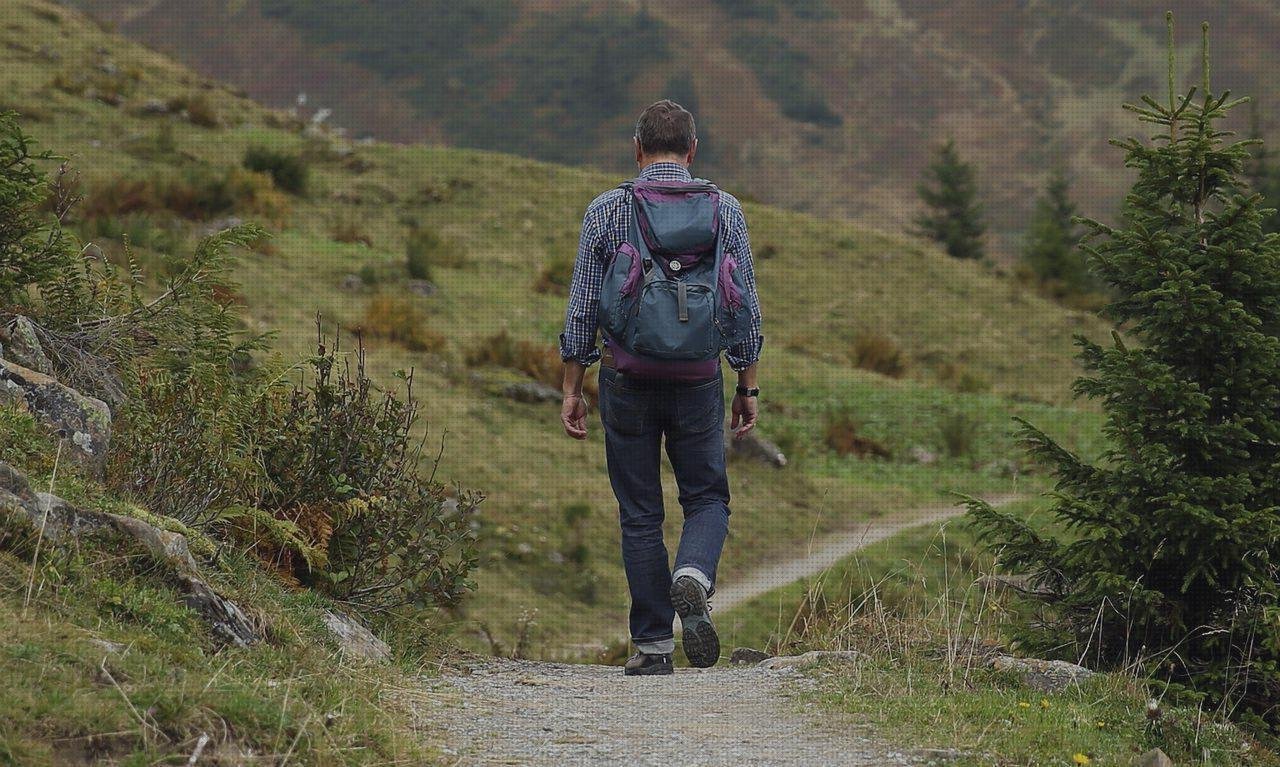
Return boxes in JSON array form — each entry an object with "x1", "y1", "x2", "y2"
[
  {"x1": 715, "y1": 503, "x2": 1280, "y2": 765},
  {"x1": 0, "y1": 408, "x2": 445, "y2": 765},
  {"x1": 0, "y1": 0, "x2": 1117, "y2": 654}
]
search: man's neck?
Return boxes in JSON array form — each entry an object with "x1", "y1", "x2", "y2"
[{"x1": 639, "y1": 157, "x2": 688, "y2": 170}]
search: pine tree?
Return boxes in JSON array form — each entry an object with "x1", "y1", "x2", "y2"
[
  {"x1": 915, "y1": 140, "x2": 986, "y2": 260},
  {"x1": 1246, "y1": 101, "x2": 1280, "y2": 235},
  {"x1": 966, "y1": 17, "x2": 1280, "y2": 724},
  {"x1": 1022, "y1": 169, "x2": 1091, "y2": 296}
]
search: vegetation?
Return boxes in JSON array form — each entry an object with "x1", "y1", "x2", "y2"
[
  {"x1": 718, "y1": 508, "x2": 1278, "y2": 766},
  {"x1": 968, "y1": 19, "x2": 1280, "y2": 731},
  {"x1": 243, "y1": 145, "x2": 309, "y2": 195},
  {"x1": 729, "y1": 33, "x2": 840, "y2": 127},
  {"x1": 916, "y1": 141, "x2": 987, "y2": 261},
  {"x1": 405, "y1": 225, "x2": 465, "y2": 280},
  {"x1": 1021, "y1": 169, "x2": 1094, "y2": 300}
]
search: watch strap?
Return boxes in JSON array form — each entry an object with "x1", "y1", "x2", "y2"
[{"x1": 735, "y1": 385, "x2": 760, "y2": 397}]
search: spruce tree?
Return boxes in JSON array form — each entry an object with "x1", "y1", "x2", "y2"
[
  {"x1": 967, "y1": 17, "x2": 1280, "y2": 724},
  {"x1": 1022, "y1": 169, "x2": 1091, "y2": 296},
  {"x1": 915, "y1": 140, "x2": 986, "y2": 260},
  {"x1": 1246, "y1": 101, "x2": 1280, "y2": 235}
]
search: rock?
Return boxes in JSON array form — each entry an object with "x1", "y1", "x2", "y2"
[
  {"x1": 725, "y1": 427, "x2": 787, "y2": 467},
  {"x1": 88, "y1": 638, "x2": 126, "y2": 654},
  {"x1": 1135, "y1": 749, "x2": 1173, "y2": 767},
  {"x1": 758, "y1": 650, "x2": 863, "y2": 671},
  {"x1": 0, "y1": 359, "x2": 112, "y2": 474},
  {"x1": 139, "y1": 98, "x2": 171, "y2": 115},
  {"x1": 990, "y1": 655, "x2": 1094, "y2": 693},
  {"x1": 1, "y1": 461, "x2": 261, "y2": 647},
  {"x1": 503, "y1": 382, "x2": 562, "y2": 404},
  {"x1": 908, "y1": 445, "x2": 938, "y2": 465},
  {"x1": 0, "y1": 316, "x2": 54, "y2": 375},
  {"x1": 730, "y1": 647, "x2": 772, "y2": 666},
  {"x1": 181, "y1": 575, "x2": 260, "y2": 647},
  {"x1": 339, "y1": 273, "x2": 364, "y2": 292},
  {"x1": 406, "y1": 279, "x2": 437, "y2": 297},
  {"x1": 323, "y1": 609, "x2": 391, "y2": 662}
]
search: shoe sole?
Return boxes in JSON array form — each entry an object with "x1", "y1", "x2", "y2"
[
  {"x1": 671, "y1": 578, "x2": 720, "y2": 668},
  {"x1": 624, "y1": 663, "x2": 674, "y2": 677}
]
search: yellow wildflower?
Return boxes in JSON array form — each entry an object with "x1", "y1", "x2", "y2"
[
  {"x1": 1018, "y1": 701, "x2": 1031, "y2": 709},
  {"x1": 1073, "y1": 754, "x2": 1092, "y2": 765},
  {"x1": 1039, "y1": 699, "x2": 1051, "y2": 709}
]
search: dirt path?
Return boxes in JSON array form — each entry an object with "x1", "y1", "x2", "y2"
[
  {"x1": 712, "y1": 493, "x2": 1022, "y2": 613},
  {"x1": 433, "y1": 658, "x2": 919, "y2": 766},
  {"x1": 427, "y1": 495, "x2": 1021, "y2": 765}
]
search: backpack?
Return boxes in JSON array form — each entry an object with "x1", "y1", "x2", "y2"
[{"x1": 598, "y1": 178, "x2": 751, "y2": 374}]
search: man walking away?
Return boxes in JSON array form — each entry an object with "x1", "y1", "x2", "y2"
[{"x1": 559, "y1": 100, "x2": 764, "y2": 675}]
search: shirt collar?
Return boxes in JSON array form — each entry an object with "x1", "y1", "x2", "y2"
[{"x1": 638, "y1": 161, "x2": 693, "y2": 182}]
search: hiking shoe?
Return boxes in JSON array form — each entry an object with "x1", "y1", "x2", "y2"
[
  {"x1": 671, "y1": 576, "x2": 720, "y2": 668},
  {"x1": 624, "y1": 651, "x2": 674, "y2": 676}
]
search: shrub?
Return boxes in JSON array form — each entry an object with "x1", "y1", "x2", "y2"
[
  {"x1": 359, "y1": 294, "x2": 446, "y2": 352},
  {"x1": 937, "y1": 411, "x2": 979, "y2": 458},
  {"x1": 242, "y1": 146, "x2": 309, "y2": 195},
  {"x1": 851, "y1": 332, "x2": 907, "y2": 378},
  {"x1": 166, "y1": 93, "x2": 219, "y2": 128},
  {"x1": 81, "y1": 166, "x2": 288, "y2": 224},
  {"x1": 935, "y1": 362, "x2": 990, "y2": 394},
  {"x1": 534, "y1": 253, "x2": 574, "y2": 294},
  {"x1": 823, "y1": 411, "x2": 891, "y2": 459},
  {"x1": 465, "y1": 329, "x2": 591, "y2": 394},
  {"x1": 330, "y1": 219, "x2": 372, "y2": 247},
  {"x1": 405, "y1": 226, "x2": 466, "y2": 280}
]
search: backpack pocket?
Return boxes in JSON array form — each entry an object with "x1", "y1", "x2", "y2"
[
  {"x1": 716, "y1": 255, "x2": 750, "y2": 348},
  {"x1": 599, "y1": 243, "x2": 642, "y2": 340},
  {"x1": 631, "y1": 280, "x2": 718, "y2": 361}
]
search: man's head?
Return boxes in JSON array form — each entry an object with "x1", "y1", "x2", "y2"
[{"x1": 634, "y1": 99, "x2": 697, "y2": 168}]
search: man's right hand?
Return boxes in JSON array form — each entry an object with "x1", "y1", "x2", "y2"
[{"x1": 561, "y1": 394, "x2": 589, "y2": 440}]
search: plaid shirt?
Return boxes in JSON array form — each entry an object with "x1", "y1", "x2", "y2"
[{"x1": 558, "y1": 162, "x2": 764, "y2": 371}]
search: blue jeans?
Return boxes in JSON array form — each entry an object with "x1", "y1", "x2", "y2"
[{"x1": 598, "y1": 366, "x2": 731, "y2": 652}]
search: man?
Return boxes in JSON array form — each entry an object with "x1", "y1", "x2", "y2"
[{"x1": 558, "y1": 99, "x2": 764, "y2": 675}]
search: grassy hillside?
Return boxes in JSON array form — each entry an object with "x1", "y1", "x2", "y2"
[
  {"x1": 2, "y1": 0, "x2": 1113, "y2": 655},
  {"x1": 65, "y1": 0, "x2": 1280, "y2": 252}
]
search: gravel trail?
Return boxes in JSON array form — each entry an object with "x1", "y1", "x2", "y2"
[{"x1": 435, "y1": 658, "x2": 918, "y2": 766}]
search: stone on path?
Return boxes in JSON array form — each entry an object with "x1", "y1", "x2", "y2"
[
  {"x1": 730, "y1": 647, "x2": 772, "y2": 666},
  {"x1": 725, "y1": 426, "x2": 787, "y2": 467}
]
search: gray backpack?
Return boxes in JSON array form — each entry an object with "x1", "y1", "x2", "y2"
[{"x1": 598, "y1": 179, "x2": 750, "y2": 375}]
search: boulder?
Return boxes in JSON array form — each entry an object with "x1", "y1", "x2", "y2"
[
  {"x1": 758, "y1": 650, "x2": 863, "y2": 670},
  {"x1": 730, "y1": 647, "x2": 772, "y2": 666},
  {"x1": 0, "y1": 316, "x2": 54, "y2": 375},
  {"x1": 1135, "y1": 748, "x2": 1173, "y2": 767},
  {"x1": 323, "y1": 609, "x2": 391, "y2": 662},
  {"x1": 725, "y1": 427, "x2": 787, "y2": 468},
  {"x1": 1, "y1": 461, "x2": 261, "y2": 647},
  {"x1": 0, "y1": 359, "x2": 112, "y2": 474},
  {"x1": 503, "y1": 381, "x2": 562, "y2": 404},
  {"x1": 990, "y1": 655, "x2": 1094, "y2": 693},
  {"x1": 406, "y1": 279, "x2": 437, "y2": 297}
]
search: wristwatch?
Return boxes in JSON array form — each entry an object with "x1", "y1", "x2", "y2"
[{"x1": 735, "y1": 385, "x2": 760, "y2": 398}]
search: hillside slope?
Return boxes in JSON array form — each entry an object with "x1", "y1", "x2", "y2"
[
  {"x1": 66, "y1": 0, "x2": 1280, "y2": 252},
  {"x1": 2, "y1": 0, "x2": 1112, "y2": 654}
]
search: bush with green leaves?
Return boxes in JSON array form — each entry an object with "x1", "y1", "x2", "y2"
[
  {"x1": 2, "y1": 110, "x2": 477, "y2": 616},
  {"x1": 967, "y1": 18, "x2": 1280, "y2": 728},
  {"x1": 242, "y1": 145, "x2": 309, "y2": 195},
  {"x1": 405, "y1": 225, "x2": 465, "y2": 279}
]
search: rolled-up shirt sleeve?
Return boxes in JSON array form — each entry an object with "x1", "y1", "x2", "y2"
[
  {"x1": 558, "y1": 208, "x2": 605, "y2": 366},
  {"x1": 724, "y1": 204, "x2": 764, "y2": 371}
]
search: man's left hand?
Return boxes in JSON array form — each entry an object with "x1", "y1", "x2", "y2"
[{"x1": 731, "y1": 394, "x2": 758, "y2": 438}]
